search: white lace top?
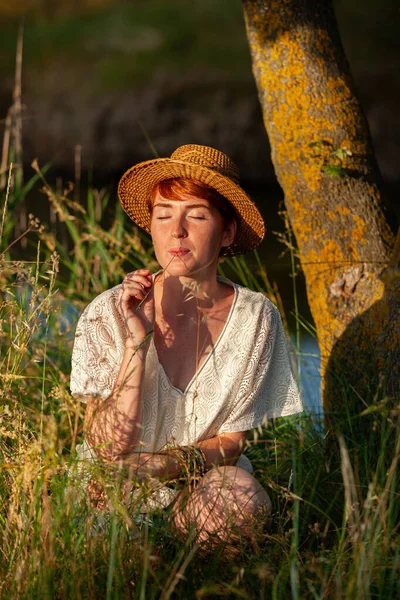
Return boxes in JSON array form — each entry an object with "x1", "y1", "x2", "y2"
[{"x1": 70, "y1": 277, "x2": 303, "y2": 476}]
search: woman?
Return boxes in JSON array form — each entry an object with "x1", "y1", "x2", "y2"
[{"x1": 70, "y1": 144, "x2": 303, "y2": 550}]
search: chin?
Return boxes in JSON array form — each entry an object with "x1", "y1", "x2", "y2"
[
  {"x1": 163, "y1": 257, "x2": 211, "y2": 278},
  {"x1": 156, "y1": 250, "x2": 220, "y2": 278},
  {"x1": 164, "y1": 262, "x2": 194, "y2": 277}
]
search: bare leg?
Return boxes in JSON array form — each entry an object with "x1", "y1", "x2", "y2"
[{"x1": 171, "y1": 466, "x2": 271, "y2": 554}]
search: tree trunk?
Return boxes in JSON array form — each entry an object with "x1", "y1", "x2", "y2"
[{"x1": 242, "y1": 0, "x2": 398, "y2": 412}]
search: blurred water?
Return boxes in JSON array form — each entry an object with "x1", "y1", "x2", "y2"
[
  {"x1": 8, "y1": 288, "x2": 324, "y2": 441},
  {"x1": 58, "y1": 294, "x2": 322, "y2": 416},
  {"x1": 294, "y1": 333, "x2": 322, "y2": 418}
]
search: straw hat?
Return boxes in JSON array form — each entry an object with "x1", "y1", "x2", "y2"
[{"x1": 118, "y1": 144, "x2": 265, "y2": 255}]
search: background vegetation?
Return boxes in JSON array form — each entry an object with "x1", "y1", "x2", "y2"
[
  {"x1": 1, "y1": 0, "x2": 399, "y2": 83},
  {"x1": 0, "y1": 0, "x2": 399, "y2": 190},
  {"x1": 0, "y1": 161, "x2": 398, "y2": 598},
  {"x1": 0, "y1": 1, "x2": 399, "y2": 597}
]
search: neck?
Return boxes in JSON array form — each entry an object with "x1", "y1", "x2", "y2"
[{"x1": 154, "y1": 271, "x2": 225, "y2": 315}]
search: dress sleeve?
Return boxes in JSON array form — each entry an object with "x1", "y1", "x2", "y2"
[
  {"x1": 70, "y1": 288, "x2": 125, "y2": 402},
  {"x1": 218, "y1": 302, "x2": 303, "y2": 433}
]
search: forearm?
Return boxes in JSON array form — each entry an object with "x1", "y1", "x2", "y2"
[
  {"x1": 119, "y1": 451, "x2": 181, "y2": 481},
  {"x1": 117, "y1": 433, "x2": 246, "y2": 482},
  {"x1": 84, "y1": 340, "x2": 148, "y2": 460},
  {"x1": 194, "y1": 433, "x2": 245, "y2": 469}
]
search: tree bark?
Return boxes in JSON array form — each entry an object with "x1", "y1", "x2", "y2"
[{"x1": 242, "y1": 0, "x2": 398, "y2": 411}]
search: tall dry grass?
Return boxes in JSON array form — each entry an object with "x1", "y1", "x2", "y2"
[
  {"x1": 0, "y1": 155, "x2": 398, "y2": 598},
  {"x1": 0, "y1": 12, "x2": 398, "y2": 598}
]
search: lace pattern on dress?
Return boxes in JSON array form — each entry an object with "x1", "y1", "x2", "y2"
[
  {"x1": 71, "y1": 280, "x2": 303, "y2": 438},
  {"x1": 70, "y1": 279, "x2": 303, "y2": 494}
]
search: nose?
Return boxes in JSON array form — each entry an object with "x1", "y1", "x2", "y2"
[{"x1": 170, "y1": 215, "x2": 187, "y2": 239}]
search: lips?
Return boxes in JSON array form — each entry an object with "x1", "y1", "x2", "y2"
[{"x1": 168, "y1": 248, "x2": 191, "y2": 257}]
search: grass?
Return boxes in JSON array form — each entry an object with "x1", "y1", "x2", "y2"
[
  {"x1": 1, "y1": 0, "x2": 399, "y2": 97},
  {"x1": 0, "y1": 0, "x2": 251, "y2": 92},
  {"x1": 0, "y1": 159, "x2": 399, "y2": 599}
]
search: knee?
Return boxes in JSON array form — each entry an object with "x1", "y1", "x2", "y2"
[
  {"x1": 204, "y1": 465, "x2": 272, "y2": 516},
  {"x1": 171, "y1": 465, "x2": 271, "y2": 539}
]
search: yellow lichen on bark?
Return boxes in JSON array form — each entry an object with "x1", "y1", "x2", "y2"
[
  {"x1": 336, "y1": 206, "x2": 350, "y2": 216},
  {"x1": 351, "y1": 215, "x2": 368, "y2": 244},
  {"x1": 304, "y1": 243, "x2": 386, "y2": 366},
  {"x1": 242, "y1": 0, "x2": 396, "y2": 406}
]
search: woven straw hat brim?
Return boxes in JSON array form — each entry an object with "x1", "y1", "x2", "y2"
[{"x1": 118, "y1": 158, "x2": 265, "y2": 255}]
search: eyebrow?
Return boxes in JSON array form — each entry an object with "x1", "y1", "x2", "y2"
[{"x1": 152, "y1": 202, "x2": 211, "y2": 210}]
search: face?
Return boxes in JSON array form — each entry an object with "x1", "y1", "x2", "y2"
[{"x1": 150, "y1": 190, "x2": 236, "y2": 279}]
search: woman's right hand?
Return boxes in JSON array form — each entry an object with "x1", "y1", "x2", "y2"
[{"x1": 116, "y1": 269, "x2": 155, "y2": 349}]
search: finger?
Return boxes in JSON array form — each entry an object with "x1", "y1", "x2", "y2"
[
  {"x1": 120, "y1": 286, "x2": 146, "y2": 303},
  {"x1": 125, "y1": 269, "x2": 151, "y2": 280},
  {"x1": 123, "y1": 274, "x2": 153, "y2": 288},
  {"x1": 121, "y1": 281, "x2": 150, "y2": 297},
  {"x1": 136, "y1": 284, "x2": 155, "y2": 310},
  {"x1": 122, "y1": 277, "x2": 148, "y2": 290}
]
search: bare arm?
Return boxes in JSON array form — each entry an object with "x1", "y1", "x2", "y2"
[
  {"x1": 195, "y1": 431, "x2": 247, "y2": 468},
  {"x1": 84, "y1": 269, "x2": 155, "y2": 461},
  {"x1": 117, "y1": 431, "x2": 247, "y2": 481},
  {"x1": 84, "y1": 341, "x2": 148, "y2": 461}
]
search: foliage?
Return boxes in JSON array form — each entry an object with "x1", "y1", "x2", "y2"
[
  {"x1": 307, "y1": 140, "x2": 353, "y2": 179},
  {"x1": 0, "y1": 164, "x2": 399, "y2": 599},
  {"x1": 1, "y1": 0, "x2": 399, "y2": 96},
  {"x1": 0, "y1": 0, "x2": 250, "y2": 90}
]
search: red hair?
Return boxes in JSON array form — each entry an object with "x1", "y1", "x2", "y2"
[{"x1": 148, "y1": 178, "x2": 236, "y2": 226}]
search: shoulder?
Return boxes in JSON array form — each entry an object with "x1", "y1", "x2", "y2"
[
  {"x1": 228, "y1": 282, "x2": 285, "y2": 346},
  {"x1": 75, "y1": 284, "x2": 123, "y2": 333},
  {"x1": 232, "y1": 281, "x2": 280, "y2": 319},
  {"x1": 80, "y1": 284, "x2": 122, "y2": 317}
]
